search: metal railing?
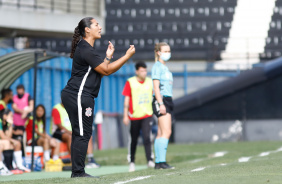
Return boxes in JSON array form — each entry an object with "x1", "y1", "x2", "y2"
[{"x1": 0, "y1": 0, "x2": 101, "y2": 15}]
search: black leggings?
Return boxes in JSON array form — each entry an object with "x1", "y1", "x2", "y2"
[
  {"x1": 61, "y1": 90, "x2": 94, "y2": 177},
  {"x1": 129, "y1": 117, "x2": 153, "y2": 163}
]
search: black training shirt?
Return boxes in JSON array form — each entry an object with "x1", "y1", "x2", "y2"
[{"x1": 64, "y1": 39, "x2": 103, "y2": 98}]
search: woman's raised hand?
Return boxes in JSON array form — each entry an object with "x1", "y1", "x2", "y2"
[
  {"x1": 106, "y1": 41, "x2": 115, "y2": 58},
  {"x1": 125, "y1": 45, "x2": 135, "y2": 58}
]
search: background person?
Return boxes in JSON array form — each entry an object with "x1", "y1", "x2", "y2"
[
  {"x1": 122, "y1": 61, "x2": 154, "y2": 172},
  {"x1": 152, "y1": 42, "x2": 174, "y2": 170},
  {"x1": 0, "y1": 88, "x2": 13, "y2": 113},
  {"x1": 0, "y1": 109, "x2": 30, "y2": 173},
  {"x1": 25, "y1": 105, "x2": 60, "y2": 162},
  {"x1": 12, "y1": 84, "x2": 34, "y2": 156}
]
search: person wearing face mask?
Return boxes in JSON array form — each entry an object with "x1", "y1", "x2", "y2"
[
  {"x1": 0, "y1": 109, "x2": 31, "y2": 173},
  {"x1": 122, "y1": 61, "x2": 154, "y2": 172},
  {"x1": 0, "y1": 89, "x2": 13, "y2": 113},
  {"x1": 151, "y1": 42, "x2": 174, "y2": 170},
  {"x1": 12, "y1": 84, "x2": 34, "y2": 156}
]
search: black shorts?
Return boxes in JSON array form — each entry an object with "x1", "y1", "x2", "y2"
[
  {"x1": 61, "y1": 90, "x2": 94, "y2": 139},
  {"x1": 13, "y1": 126, "x2": 25, "y2": 132},
  {"x1": 152, "y1": 96, "x2": 174, "y2": 118},
  {"x1": 52, "y1": 128, "x2": 63, "y2": 141}
]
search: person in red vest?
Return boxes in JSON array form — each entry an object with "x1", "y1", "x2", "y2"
[
  {"x1": 122, "y1": 61, "x2": 154, "y2": 172},
  {"x1": 25, "y1": 105, "x2": 60, "y2": 162}
]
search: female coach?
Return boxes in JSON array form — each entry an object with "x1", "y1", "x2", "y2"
[
  {"x1": 152, "y1": 42, "x2": 174, "y2": 170},
  {"x1": 61, "y1": 17, "x2": 135, "y2": 178}
]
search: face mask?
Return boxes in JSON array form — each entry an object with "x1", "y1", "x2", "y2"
[
  {"x1": 160, "y1": 52, "x2": 171, "y2": 62},
  {"x1": 8, "y1": 99, "x2": 13, "y2": 104},
  {"x1": 17, "y1": 94, "x2": 24, "y2": 99}
]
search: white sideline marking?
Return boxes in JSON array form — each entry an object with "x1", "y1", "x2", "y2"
[
  {"x1": 276, "y1": 147, "x2": 282, "y2": 152},
  {"x1": 114, "y1": 176, "x2": 153, "y2": 184},
  {"x1": 220, "y1": 163, "x2": 227, "y2": 166},
  {"x1": 258, "y1": 147, "x2": 282, "y2": 157},
  {"x1": 259, "y1": 152, "x2": 270, "y2": 157},
  {"x1": 190, "y1": 159, "x2": 204, "y2": 163},
  {"x1": 190, "y1": 151, "x2": 228, "y2": 163},
  {"x1": 191, "y1": 167, "x2": 206, "y2": 172},
  {"x1": 166, "y1": 172, "x2": 177, "y2": 176},
  {"x1": 212, "y1": 151, "x2": 228, "y2": 158},
  {"x1": 238, "y1": 157, "x2": 252, "y2": 162}
]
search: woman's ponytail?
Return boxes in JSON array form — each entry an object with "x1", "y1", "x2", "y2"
[
  {"x1": 70, "y1": 26, "x2": 81, "y2": 58},
  {"x1": 70, "y1": 17, "x2": 94, "y2": 58}
]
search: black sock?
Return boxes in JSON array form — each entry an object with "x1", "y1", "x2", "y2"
[{"x1": 3, "y1": 150, "x2": 14, "y2": 170}]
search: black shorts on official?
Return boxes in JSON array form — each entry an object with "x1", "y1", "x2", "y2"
[
  {"x1": 61, "y1": 90, "x2": 94, "y2": 140},
  {"x1": 152, "y1": 96, "x2": 174, "y2": 118}
]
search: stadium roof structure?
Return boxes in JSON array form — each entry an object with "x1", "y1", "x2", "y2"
[
  {"x1": 0, "y1": 49, "x2": 68, "y2": 170},
  {"x1": 0, "y1": 49, "x2": 66, "y2": 93}
]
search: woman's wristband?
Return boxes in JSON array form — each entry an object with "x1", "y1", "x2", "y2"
[{"x1": 158, "y1": 102, "x2": 164, "y2": 106}]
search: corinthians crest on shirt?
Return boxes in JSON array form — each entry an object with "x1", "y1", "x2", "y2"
[{"x1": 85, "y1": 107, "x2": 92, "y2": 117}]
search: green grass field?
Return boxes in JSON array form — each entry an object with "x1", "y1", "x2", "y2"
[{"x1": 1, "y1": 141, "x2": 282, "y2": 184}]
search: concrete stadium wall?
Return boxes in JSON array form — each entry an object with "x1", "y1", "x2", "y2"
[
  {"x1": 0, "y1": 0, "x2": 105, "y2": 37},
  {"x1": 174, "y1": 120, "x2": 282, "y2": 143}
]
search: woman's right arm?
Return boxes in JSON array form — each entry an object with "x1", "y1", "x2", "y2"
[
  {"x1": 153, "y1": 80, "x2": 166, "y2": 115},
  {"x1": 95, "y1": 43, "x2": 135, "y2": 76}
]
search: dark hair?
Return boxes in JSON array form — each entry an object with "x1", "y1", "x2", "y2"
[
  {"x1": 70, "y1": 17, "x2": 94, "y2": 58},
  {"x1": 36, "y1": 104, "x2": 46, "y2": 132},
  {"x1": 16, "y1": 84, "x2": 25, "y2": 90},
  {"x1": 1, "y1": 108, "x2": 11, "y2": 131},
  {"x1": 135, "y1": 61, "x2": 147, "y2": 70},
  {"x1": 1, "y1": 88, "x2": 12, "y2": 100}
]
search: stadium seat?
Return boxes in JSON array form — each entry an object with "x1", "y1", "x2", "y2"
[
  {"x1": 26, "y1": 0, "x2": 238, "y2": 61},
  {"x1": 261, "y1": 0, "x2": 282, "y2": 60}
]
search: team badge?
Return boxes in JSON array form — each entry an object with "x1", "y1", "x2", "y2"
[{"x1": 85, "y1": 107, "x2": 92, "y2": 117}]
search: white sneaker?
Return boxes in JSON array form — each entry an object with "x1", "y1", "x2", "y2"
[
  {"x1": 85, "y1": 163, "x2": 100, "y2": 169},
  {"x1": 17, "y1": 165, "x2": 31, "y2": 173},
  {"x1": 85, "y1": 158, "x2": 101, "y2": 169},
  {"x1": 147, "y1": 160, "x2": 155, "y2": 168},
  {"x1": 129, "y1": 162, "x2": 135, "y2": 172},
  {"x1": 127, "y1": 154, "x2": 131, "y2": 163},
  {"x1": 0, "y1": 166, "x2": 13, "y2": 176}
]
